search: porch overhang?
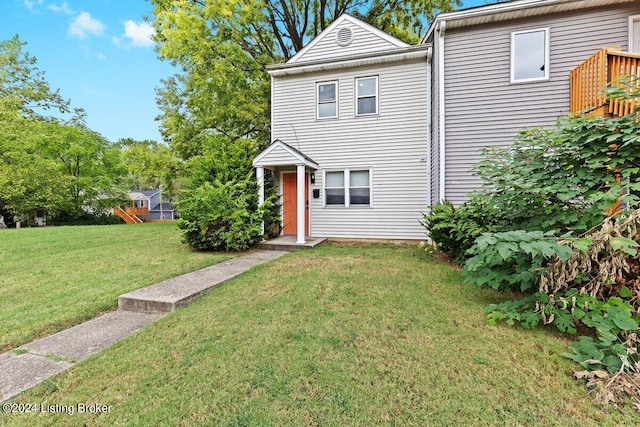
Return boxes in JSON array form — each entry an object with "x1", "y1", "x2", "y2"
[
  {"x1": 253, "y1": 140, "x2": 318, "y2": 245},
  {"x1": 252, "y1": 139, "x2": 319, "y2": 170}
]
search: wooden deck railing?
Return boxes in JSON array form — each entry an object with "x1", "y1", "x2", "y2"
[
  {"x1": 570, "y1": 48, "x2": 640, "y2": 116},
  {"x1": 124, "y1": 206, "x2": 148, "y2": 217}
]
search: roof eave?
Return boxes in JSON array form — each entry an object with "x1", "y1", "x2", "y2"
[{"x1": 423, "y1": 0, "x2": 635, "y2": 42}]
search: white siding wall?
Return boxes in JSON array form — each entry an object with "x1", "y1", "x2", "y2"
[
  {"x1": 295, "y1": 21, "x2": 403, "y2": 63},
  {"x1": 272, "y1": 59, "x2": 429, "y2": 240},
  {"x1": 441, "y1": 4, "x2": 638, "y2": 205}
]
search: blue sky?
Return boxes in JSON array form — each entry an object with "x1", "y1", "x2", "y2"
[{"x1": 0, "y1": 0, "x2": 492, "y2": 144}]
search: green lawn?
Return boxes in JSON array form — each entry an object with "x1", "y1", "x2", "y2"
[
  {"x1": 3, "y1": 244, "x2": 637, "y2": 426},
  {"x1": 0, "y1": 223, "x2": 232, "y2": 351}
]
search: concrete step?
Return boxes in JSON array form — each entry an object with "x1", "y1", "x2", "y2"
[
  {"x1": 118, "y1": 250, "x2": 288, "y2": 313},
  {"x1": 257, "y1": 236, "x2": 327, "y2": 251}
]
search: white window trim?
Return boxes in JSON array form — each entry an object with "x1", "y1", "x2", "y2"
[
  {"x1": 510, "y1": 28, "x2": 550, "y2": 84},
  {"x1": 322, "y1": 168, "x2": 372, "y2": 208},
  {"x1": 316, "y1": 80, "x2": 338, "y2": 120},
  {"x1": 355, "y1": 76, "x2": 379, "y2": 116},
  {"x1": 630, "y1": 15, "x2": 640, "y2": 54}
]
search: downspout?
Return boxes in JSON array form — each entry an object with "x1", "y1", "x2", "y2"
[
  {"x1": 426, "y1": 45, "x2": 433, "y2": 209},
  {"x1": 437, "y1": 20, "x2": 446, "y2": 202}
]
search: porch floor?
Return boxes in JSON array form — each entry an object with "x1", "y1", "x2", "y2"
[{"x1": 257, "y1": 235, "x2": 327, "y2": 251}]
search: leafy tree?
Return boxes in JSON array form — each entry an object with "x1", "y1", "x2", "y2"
[
  {"x1": 119, "y1": 138, "x2": 181, "y2": 198},
  {"x1": 150, "y1": 0, "x2": 461, "y2": 158},
  {"x1": 0, "y1": 36, "x2": 127, "y2": 222},
  {"x1": 0, "y1": 36, "x2": 76, "y2": 221},
  {"x1": 40, "y1": 122, "x2": 128, "y2": 216}
]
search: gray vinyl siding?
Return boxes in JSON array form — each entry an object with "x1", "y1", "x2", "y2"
[
  {"x1": 272, "y1": 58, "x2": 429, "y2": 240},
  {"x1": 294, "y1": 21, "x2": 403, "y2": 63},
  {"x1": 441, "y1": 3, "x2": 638, "y2": 205}
]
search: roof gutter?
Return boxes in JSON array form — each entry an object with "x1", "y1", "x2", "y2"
[
  {"x1": 267, "y1": 45, "x2": 430, "y2": 77},
  {"x1": 423, "y1": 0, "x2": 635, "y2": 42}
]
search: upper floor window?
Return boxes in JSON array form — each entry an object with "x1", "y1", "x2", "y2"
[
  {"x1": 355, "y1": 76, "x2": 378, "y2": 115},
  {"x1": 317, "y1": 81, "x2": 338, "y2": 119},
  {"x1": 511, "y1": 28, "x2": 549, "y2": 83}
]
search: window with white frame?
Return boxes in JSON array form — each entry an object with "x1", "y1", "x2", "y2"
[
  {"x1": 317, "y1": 81, "x2": 338, "y2": 119},
  {"x1": 355, "y1": 76, "x2": 378, "y2": 115},
  {"x1": 511, "y1": 28, "x2": 549, "y2": 83},
  {"x1": 325, "y1": 171, "x2": 345, "y2": 205},
  {"x1": 349, "y1": 170, "x2": 370, "y2": 205},
  {"x1": 325, "y1": 169, "x2": 371, "y2": 207}
]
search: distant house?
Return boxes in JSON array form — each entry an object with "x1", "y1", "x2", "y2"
[
  {"x1": 114, "y1": 190, "x2": 176, "y2": 224},
  {"x1": 253, "y1": 0, "x2": 640, "y2": 245}
]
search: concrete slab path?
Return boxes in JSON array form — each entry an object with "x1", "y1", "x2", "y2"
[{"x1": 0, "y1": 249, "x2": 288, "y2": 402}]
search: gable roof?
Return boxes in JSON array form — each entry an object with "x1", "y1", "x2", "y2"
[
  {"x1": 150, "y1": 202, "x2": 176, "y2": 212},
  {"x1": 287, "y1": 13, "x2": 410, "y2": 64},
  {"x1": 424, "y1": 0, "x2": 636, "y2": 41},
  {"x1": 253, "y1": 139, "x2": 319, "y2": 170}
]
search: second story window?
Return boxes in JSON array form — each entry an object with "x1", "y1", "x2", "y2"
[
  {"x1": 317, "y1": 81, "x2": 338, "y2": 119},
  {"x1": 355, "y1": 76, "x2": 378, "y2": 115},
  {"x1": 511, "y1": 28, "x2": 549, "y2": 83}
]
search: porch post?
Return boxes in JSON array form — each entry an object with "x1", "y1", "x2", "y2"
[
  {"x1": 256, "y1": 166, "x2": 265, "y2": 235},
  {"x1": 296, "y1": 164, "x2": 306, "y2": 244}
]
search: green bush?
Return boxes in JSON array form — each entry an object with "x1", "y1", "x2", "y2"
[
  {"x1": 175, "y1": 135, "x2": 278, "y2": 251},
  {"x1": 177, "y1": 179, "x2": 270, "y2": 251},
  {"x1": 423, "y1": 193, "x2": 505, "y2": 263},
  {"x1": 48, "y1": 211, "x2": 124, "y2": 226}
]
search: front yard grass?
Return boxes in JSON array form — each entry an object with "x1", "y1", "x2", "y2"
[
  {"x1": 0, "y1": 222, "x2": 232, "y2": 352},
  {"x1": 4, "y1": 244, "x2": 638, "y2": 426}
]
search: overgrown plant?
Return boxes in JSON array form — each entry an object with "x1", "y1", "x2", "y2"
[
  {"x1": 423, "y1": 193, "x2": 506, "y2": 263},
  {"x1": 453, "y1": 90, "x2": 640, "y2": 409},
  {"x1": 176, "y1": 135, "x2": 278, "y2": 251}
]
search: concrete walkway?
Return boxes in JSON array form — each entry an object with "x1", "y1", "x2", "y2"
[{"x1": 0, "y1": 249, "x2": 288, "y2": 402}]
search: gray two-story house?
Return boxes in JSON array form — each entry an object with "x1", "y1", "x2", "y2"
[{"x1": 254, "y1": 0, "x2": 640, "y2": 244}]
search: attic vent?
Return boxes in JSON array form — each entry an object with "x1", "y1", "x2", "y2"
[{"x1": 335, "y1": 27, "x2": 354, "y2": 47}]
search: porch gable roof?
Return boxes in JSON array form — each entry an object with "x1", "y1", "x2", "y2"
[{"x1": 253, "y1": 139, "x2": 319, "y2": 170}]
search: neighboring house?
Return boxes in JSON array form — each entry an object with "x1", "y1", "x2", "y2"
[
  {"x1": 254, "y1": 0, "x2": 640, "y2": 244},
  {"x1": 114, "y1": 190, "x2": 176, "y2": 224},
  {"x1": 253, "y1": 14, "x2": 431, "y2": 243},
  {"x1": 424, "y1": 0, "x2": 640, "y2": 205}
]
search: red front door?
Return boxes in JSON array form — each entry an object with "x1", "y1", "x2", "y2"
[{"x1": 282, "y1": 172, "x2": 309, "y2": 235}]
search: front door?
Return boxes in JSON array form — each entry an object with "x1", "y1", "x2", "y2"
[{"x1": 282, "y1": 172, "x2": 309, "y2": 235}]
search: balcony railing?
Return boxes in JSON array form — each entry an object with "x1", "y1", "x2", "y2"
[
  {"x1": 569, "y1": 48, "x2": 640, "y2": 117},
  {"x1": 125, "y1": 206, "x2": 149, "y2": 217}
]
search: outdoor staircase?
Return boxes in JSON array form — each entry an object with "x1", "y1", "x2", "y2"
[{"x1": 114, "y1": 207, "x2": 143, "y2": 224}]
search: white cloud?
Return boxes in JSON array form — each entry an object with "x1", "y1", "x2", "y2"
[
  {"x1": 69, "y1": 12, "x2": 105, "y2": 39},
  {"x1": 23, "y1": 0, "x2": 43, "y2": 11},
  {"x1": 48, "y1": 1, "x2": 74, "y2": 15},
  {"x1": 122, "y1": 20, "x2": 155, "y2": 48}
]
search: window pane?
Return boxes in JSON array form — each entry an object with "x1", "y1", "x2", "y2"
[
  {"x1": 513, "y1": 30, "x2": 546, "y2": 81},
  {"x1": 318, "y1": 102, "x2": 336, "y2": 118},
  {"x1": 326, "y1": 171, "x2": 344, "y2": 187},
  {"x1": 350, "y1": 188, "x2": 370, "y2": 205},
  {"x1": 326, "y1": 189, "x2": 345, "y2": 205},
  {"x1": 318, "y1": 83, "x2": 336, "y2": 101},
  {"x1": 357, "y1": 97, "x2": 377, "y2": 115},
  {"x1": 350, "y1": 170, "x2": 369, "y2": 187},
  {"x1": 357, "y1": 78, "x2": 376, "y2": 96}
]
